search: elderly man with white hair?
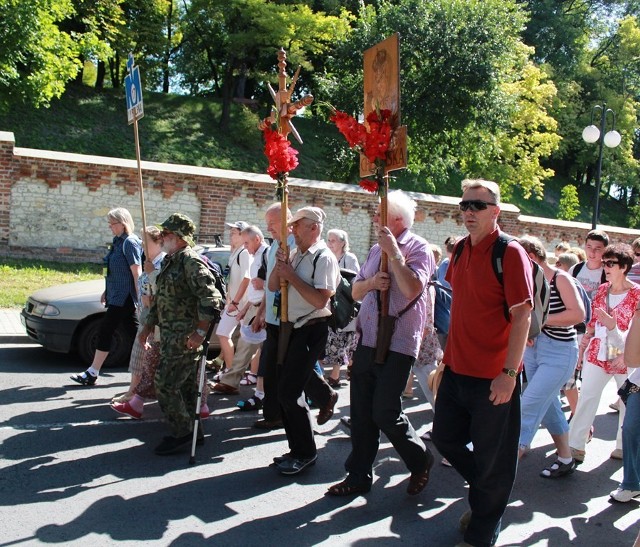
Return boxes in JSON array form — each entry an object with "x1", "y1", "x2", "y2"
[{"x1": 327, "y1": 190, "x2": 436, "y2": 498}]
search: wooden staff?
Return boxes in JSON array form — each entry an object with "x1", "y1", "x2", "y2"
[
  {"x1": 132, "y1": 117, "x2": 149, "y2": 253},
  {"x1": 379, "y1": 170, "x2": 390, "y2": 316},
  {"x1": 277, "y1": 48, "x2": 291, "y2": 323}
]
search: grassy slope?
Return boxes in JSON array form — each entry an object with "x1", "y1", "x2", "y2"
[
  {"x1": 0, "y1": 84, "x2": 628, "y2": 226},
  {"x1": 0, "y1": 258, "x2": 102, "y2": 308}
]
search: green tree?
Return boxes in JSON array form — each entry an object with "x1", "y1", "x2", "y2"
[
  {"x1": 176, "y1": 0, "x2": 350, "y2": 129},
  {"x1": 326, "y1": 0, "x2": 560, "y2": 198},
  {"x1": 558, "y1": 183, "x2": 581, "y2": 220},
  {"x1": 0, "y1": 0, "x2": 80, "y2": 109}
]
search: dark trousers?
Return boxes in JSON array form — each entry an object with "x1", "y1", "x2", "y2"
[
  {"x1": 96, "y1": 295, "x2": 137, "y2": 351},
  {"x1": 345, "y1": 344, "x2": 430, "y2": 486},
  {"x1": 432, "y1": 367, "x2": 521, "y2": 547},
  {"x1": 277, "y1": 320, "x2": 329, "y2": 459},
  {"x1": 261, "y1": 322, "x2": 333, "y2": 424},
  {"x1": 260, "y1": 324, "x2": 281, "y2": 422}
]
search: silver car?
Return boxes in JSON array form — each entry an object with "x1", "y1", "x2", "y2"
[{"x1": 21, "y1": 245, "x2": 231, "y2": 366}]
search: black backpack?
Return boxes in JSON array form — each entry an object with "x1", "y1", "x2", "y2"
[
  {"x1": 453, "y1": 234, "x2": 550, "y2": 339},
  {"x1": 198, "y1": 253, "x2": 227, "y2": 306},
  {"x1": 312, "y1": 250, "x2": 361, "y2": 331}
]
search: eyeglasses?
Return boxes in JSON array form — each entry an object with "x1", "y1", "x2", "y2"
[
  {"x1": 602, "y1": 260, "x2": 620, "y2": 268},
  {"x1": 459, "y1": 200, "x2": 497, "y2": 212}
]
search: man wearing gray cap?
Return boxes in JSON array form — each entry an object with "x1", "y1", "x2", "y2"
[
  {"x1": 212, "y1": 220, "x2": 251, "y2": 378},
  {"x1": 269, "y1": 206, "x2": 340, "y2": 475}
]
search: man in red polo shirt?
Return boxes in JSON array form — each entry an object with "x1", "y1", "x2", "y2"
[{"x1": 432, "y1": 179, "x2": 533, "y2": 547}]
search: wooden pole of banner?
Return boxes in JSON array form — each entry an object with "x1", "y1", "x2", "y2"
[
  {"x1": 277, "y1": 49, "x2": 291, "y2": 324},
  {"x1": 379, "y1": 172, "x2": 390, "y2": 316},
  {"x1": 132, "y1": 117, "x2": 149, "y2": 252}
]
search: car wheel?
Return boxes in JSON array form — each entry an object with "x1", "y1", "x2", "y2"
[{"x1": 76, "y1": 318, "x2": 134, "y2": 368}]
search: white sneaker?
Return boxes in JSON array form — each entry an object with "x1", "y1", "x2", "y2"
[{"x1": 610, "y1": 487, "x2": 640, "y2": 503}]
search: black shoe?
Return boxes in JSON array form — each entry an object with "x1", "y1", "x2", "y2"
[
  {"x1": 154, "y1": 433, "x2": 192, "y2": 455},
  {"x1": 70, "y1": 371, "x2": 97, "y2": 386},
  {"x1": 253, "y1": 419, "x2": 284, "y2": 430},
  {"x1": 273, "y1": 452, "x2": 293, "y2": 465},
  {"x1": 278, "y1": 454, "x2": 317, "y2": 475}
]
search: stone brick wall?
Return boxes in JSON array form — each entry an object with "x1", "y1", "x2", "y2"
[{"x1": 1, "y1": 131, "x2": 639, "y2": 264}]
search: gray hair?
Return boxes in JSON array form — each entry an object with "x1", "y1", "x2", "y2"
[
  {"x1": 461, "y1": 179, "x2": 501, "y2": 205},
  {"x1": 265, "y1": 202, "x2": 292, "y2": 221},
  {"x1": 556, "y1": 252, "x2": 579, "y2": 270},
  {"x1": 108, "y1": 207, "x2": 135, "y2": 234},
  {"x1": 386, "y1": 190, "x2": 416, "y2": 229},
  {"x1": 241, "y1": 225, "x2": 265, "y2": 242},
  {"x1": 327, "y1": 228, "x2": 351, "y2": 253}
]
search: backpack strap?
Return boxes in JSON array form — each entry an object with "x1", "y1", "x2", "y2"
[
  {"x1": 491, "y1": 233, "x2": 514, "y2": 286},
  {"x1": 452, "y1": 236, "x2": 468, "y2": 265},
  {"x1": 311, "y1": 248, "x2": 327, "y2": 281},
  {"x1": 572, "y1": 260, "x2": 606, "y2": 284},
  {"x1": 571, "y1": 261, "x2": 584, "y2": 278}
]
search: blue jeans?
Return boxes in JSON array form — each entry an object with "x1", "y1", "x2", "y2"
[
  {"x1": 432, "y1": 367, "x2": 521, "y2": 547},
  {"x1": 622, "y1": 390, "x2": 640, "y2": 491},
  {"x1": 520, "y1": 334, "x2": 578, "y2": 448}
]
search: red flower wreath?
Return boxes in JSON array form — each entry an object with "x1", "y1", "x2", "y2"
[
  {"x1": 262, "y1": 126, "x2": 299, "y2": 180},
  {"x1": 330, "y1": 108, "x2": 393, "y2": 194}
]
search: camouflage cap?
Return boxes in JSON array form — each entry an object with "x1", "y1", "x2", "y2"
[{"x1": 157, "y1": 213, "x2": 196, "y2": 246}]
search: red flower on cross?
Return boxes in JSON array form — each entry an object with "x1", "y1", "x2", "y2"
[{"x1": 330, "y1": 108, "x2": 394, "y2": 194}]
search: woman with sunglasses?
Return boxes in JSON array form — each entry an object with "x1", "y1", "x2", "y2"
[{"x1": 568, "y1": 243, "x2": 640, "y2": 464}]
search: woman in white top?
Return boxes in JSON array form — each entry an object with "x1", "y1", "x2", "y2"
[{"x1": 324, "y1": 229, "x2": 360, "y2": 387}]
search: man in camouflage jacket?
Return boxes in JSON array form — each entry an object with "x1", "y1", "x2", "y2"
[{"x1": 139, "y1": 213, "x2": 222, "y2": 455}]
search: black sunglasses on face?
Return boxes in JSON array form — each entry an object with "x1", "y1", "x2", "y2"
[
  {"x1": 602, "y1": 260, "x2": 620, "y2": 268},
  {"x1": 459, "y1": 200, "x2": 497, "y2": 212}
]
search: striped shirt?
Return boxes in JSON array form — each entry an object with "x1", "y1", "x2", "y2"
[{"x1": 542, "y1": 272, "x2": 576, "y2": 342}]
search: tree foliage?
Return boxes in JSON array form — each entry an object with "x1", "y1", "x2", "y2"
[
  {"x1": 2, "y1": 0, "x2": 640, "y2": 227},
  {"x1": 0, "y1": 0, "x2": 80, "y2": 109},
  {"x1": 558, "y1": 183, "x2": 581, "y2": 220}
]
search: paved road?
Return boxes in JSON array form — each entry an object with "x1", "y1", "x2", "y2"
[{"x1": 0, "y1": 343, "x2": 638, "y2": 546}]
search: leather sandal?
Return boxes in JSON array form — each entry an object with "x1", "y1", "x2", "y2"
[
  {"x1": 407, "y1": 451, "x2": 435, "y2": 495},
  {"x1": 326, "y1": 479, "x2": 371, "y2": 497}
]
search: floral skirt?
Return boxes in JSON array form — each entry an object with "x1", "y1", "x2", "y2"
[{"x1": 324, "y1": 329, "x2": 358, "y2": 367}]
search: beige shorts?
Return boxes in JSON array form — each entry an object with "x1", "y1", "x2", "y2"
[{"x1": 215, "y1": 309, "x2": 240, "y2": 338}]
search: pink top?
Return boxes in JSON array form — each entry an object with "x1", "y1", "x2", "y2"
[{"x1": 586, "y1": 282, "x2": 640, "y2": 374}]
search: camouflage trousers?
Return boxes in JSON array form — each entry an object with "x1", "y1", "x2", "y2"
[{"x1": 155, "y1": 336, "x2": 201, "y2": 437}]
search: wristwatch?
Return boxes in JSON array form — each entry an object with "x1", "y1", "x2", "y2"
[
  {"x1": 195, "y1": 328, "x2": 207, "y2": 338},
  {"x1": 502, "y1": 368, "x2": 518, "y2": 378},
  {"x1": 389, "y1": 252, "x2": 403, "y2": 262}
]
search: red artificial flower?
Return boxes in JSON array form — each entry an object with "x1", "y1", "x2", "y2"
[
  {"x1": 262, "y1": 126, "x2": 299, "y2": 179},
  {"x1": 331, "y1": 110, "x2": 366, "y2": 148},
  {"x1": 359, "y1": 178, "x2": 379, "y2": 193}
]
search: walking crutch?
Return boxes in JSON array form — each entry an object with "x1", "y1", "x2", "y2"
[{"x1": 189, "y1": 322, "x2": 216, "y2": 465}]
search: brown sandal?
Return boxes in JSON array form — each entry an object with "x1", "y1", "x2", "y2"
[
  {"x1": 407, "y1": 452, "x2": 435, "y2": 495},
  {"x1": 326, "y1": 480, "x2": 371, "y2": 497}
]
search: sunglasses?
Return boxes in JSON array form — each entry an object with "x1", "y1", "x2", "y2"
[
  {"x1": 459, "y1": 200, "x2": 497, "y2": 212},
  {"x1": 602, "y1": 260, "x2": 620, "y2": 268}
]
